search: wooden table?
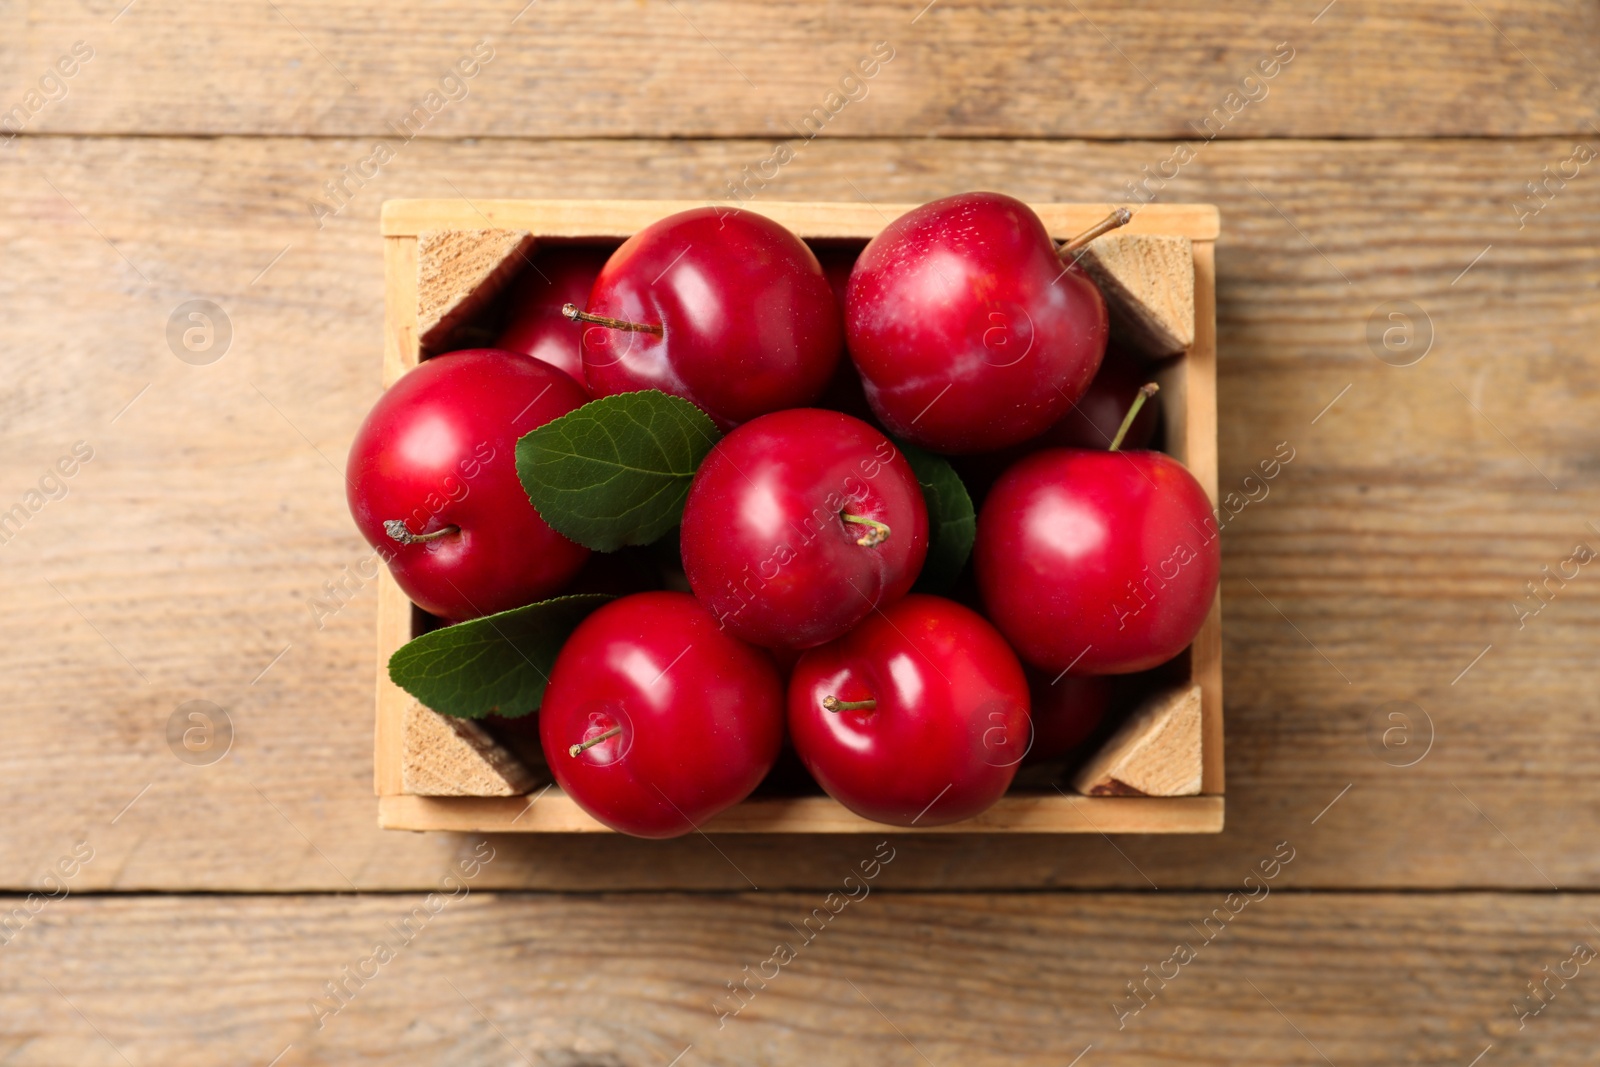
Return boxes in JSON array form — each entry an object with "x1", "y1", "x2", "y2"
[{"x1": 1, "y1": 2, "x2": 1596, "y2": 1063}]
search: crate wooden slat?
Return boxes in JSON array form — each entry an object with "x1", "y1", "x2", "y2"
[
  {"x1": 376, "y1": 199, "x2": 1223, "y2": 834},
  {"x1": 379, "y1": 793, "x2": 1225, "y2": 834},
  {"x1": 381, "y1": 199, "x2": 1220, "y2": 241}
]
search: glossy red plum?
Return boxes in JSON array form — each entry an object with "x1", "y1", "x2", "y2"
[
  {"x1": 845, "y1": 192, "x2": 1109, "y2": 453},
  {"x1": 346, "y1": 348, "x2": 590, "y2": 621},
  {"x1": 539, "y1": 592, "x2": 784, "y2": 839},
  {"x1": 975, "y1": 448, "x2": 1220, "y2": 674},
  {"x1": 580, "y1": 207, "x2": 842, "y2": 429},
  {"x1": 680, "y1": 409, "x2": 927, "y2": 649},
  {"x1": 788, "y1": 595, "x2": 1030, "y2": 827}
]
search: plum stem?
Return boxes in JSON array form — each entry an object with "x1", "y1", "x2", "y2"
[
  {"x1": 823, "y1": 696, "x2": 878, "y2": 712},
  {"x1": 384, "y1": 520, "x2": 460, "y2": 545},
  {"x1": 840, "y1": 512, "x2": 891, "y2": 547},
  {"x1": 568, "y1": 725, "x2": 621, "y2": 757},
  {"x1": 1109, "y1": 383, "x2": 1160, "y2": 452},
  {"x1": 561, "y1": 303, "x2": 663, "y2": 336},
  {"x1": 1058, "y1": 206, "x2": 1133, "y2": 256}
]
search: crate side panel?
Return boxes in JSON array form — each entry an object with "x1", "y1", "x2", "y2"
[
  {"x1": 1190, "y1": 239, "x2": 1224, "y2": 794},
  {"x1": 380, "y1": 793, "x2": 1226, "y2": 834},
  {"x1": 381, "y1": 199, "x2": 1222, "y2": 241}
]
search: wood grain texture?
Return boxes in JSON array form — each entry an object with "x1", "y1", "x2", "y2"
[
  {"x1": 380, "y1": 199, "x2": 1222, "y2": 239},
  {"x1": 5, "y1": 2, "x2": 1590, "y2": 1059},
  {"x1": 2, "y1": 134, "x2": 1598, "y2": 890},
  {"x1": 1160, "y1": 238, "x2": 1225, "y2": 794},
  {"x1": 380, "y1": 237, "x2": 419, "y2": 389},
  {"x1": 1073, "y1": 685, "x2": 1205, "y2": 797},
  {"x1": 379, "y1": 793, "x2": 1227, "y2": 834},
  {"x1": 1, "y1": 891, "x2": 1598, "y2": 1064},
  {"x1": 4, "y1": 1, "x2": 1597, "y2": 138},
  {"x1": 375, "y1": 242, "x2": 419, "y2": 794},
  {"x1": 1081, "y1": 233, "x2": 1197, "y2": 356},
  {"x1": 413, "y1": 227, "x2": 531, "y2": 350},
  {"x1": 399, "y1": 703, "x2": 535, "y2": 797},
  {"x1": 372, "y1": 572, "x2": 410, "y2": 795}
]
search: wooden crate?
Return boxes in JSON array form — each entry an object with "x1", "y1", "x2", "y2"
[{"x1": 374, "y1": 199, "x2": 1223, "y2": 834}]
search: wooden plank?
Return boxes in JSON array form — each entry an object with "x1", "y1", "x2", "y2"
[
  {"x1": 1150, "y1": 240, "x2": 1224, "y2": 796},
  {"x1": 372, "y1": 574, "x2": 409, "y2": 796},
  {"x1": 373, "y1": 237, "x2": 418, "y2": 795},
  {"x1": 9, "y1": 1, "x2": 1598, "y2": 138},
  {"x1": 1, "y1": 134, "x2": 1598, "y2": 890},
  {"x1": 380, "y1": 236, "x2": 418, "y2": 387},
  {"x1": 379, "y1": 792, "x2": 1226, "y2": 834},
  {"x1": 1080, "y1": 233, "x2": 1197, "y2": 356},
  {"x1": 1, "y1": 892, "x2": 1597, "y2": 1063},
  {"x1": 413, "y1": 227, "x2": 531, "y2": 351},
  {"x1": 1072, "y1": 685, "x2": 1205, "y2": 797},
  {"x1": 1187, "y1": 240, "x2": 1224, "y2": 795},
  {"x1": 380, "y1": 199, "x2": 1221, "y2": 239},
  {"x1": 398, "y1": 701, "x2": 536, "y2": 797}
]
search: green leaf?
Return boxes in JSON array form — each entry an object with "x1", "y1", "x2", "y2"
[
  {"x1": 387, "y1": 594, "x2": 611, "y2": 719},
  {"x1": 899, "y1": 442, "x2": 976, "y2": 594},
  {"x1": 516, "y1": 390, "x2": 720, "y2": 552}
]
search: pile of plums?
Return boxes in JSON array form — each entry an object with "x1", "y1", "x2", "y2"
[{"x1": 347, "y1": 192, "x2": 1220, "y2": 838}]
